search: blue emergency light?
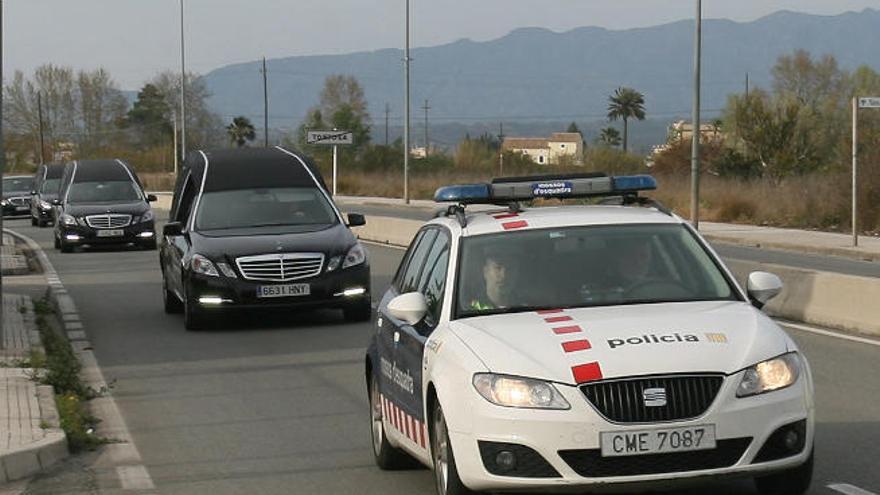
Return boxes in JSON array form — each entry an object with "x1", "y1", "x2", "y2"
[{"x1": 433, "y1": 174, "x2": 657, "y2": 204}]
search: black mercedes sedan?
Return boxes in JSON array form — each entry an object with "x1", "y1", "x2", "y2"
[
  {"x1": 159, "y1": 147, "x2": 371, "y2": 330},
  {"x1": 30, "y1": 163, "x2": 65, "y2": 227},
  {"x1": 53, "y1": 159, "x2": 157, "y2": 252},
  {"x1": 2, "y1": 175, "x2": 34, "y2": 217}
]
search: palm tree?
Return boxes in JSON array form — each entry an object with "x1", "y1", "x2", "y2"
[
  {"x1": 226, "y1": 116, "x2": 256, "y2": 148},
  {"x1": 598, "y1": 127, "x2": 622, "y2": 148},
  {"x1": 606, "y1": 87, "x2": 646, "y2": 152}
]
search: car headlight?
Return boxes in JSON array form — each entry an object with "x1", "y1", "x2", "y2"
[
  {"x1": 473, "y1": 373, "x2": 570, "y2": 410},
  {"x1": 39, "y1": 200, "x2": 52, "y2": 210},
  {"x1": 736, "y1": 352, "x2": 801, "y2": 398},
  {"x1": 139, "y1": 210, "x2": 155, "y2": 223},
  {"x1": 190, "y1": 254, "x2": 219, "y2": 277},
  {"x1": 60, "y1": 214, "x2": 77, "y2": 226},
  {"x1": 342, "y1": 243, "x2": 367, "y2": 269},
  {"x1": 1, "y1": 199, "x2": 8, "y2": 206}
]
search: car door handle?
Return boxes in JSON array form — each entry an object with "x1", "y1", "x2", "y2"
[{"x1": 393, "y1": 331, "x2": 400, "y2": 344}]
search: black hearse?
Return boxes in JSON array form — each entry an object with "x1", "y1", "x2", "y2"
[
  {"x1": 54, "y1": 159, "x2": 157, "y2": 252},
  {"x1": 30, "y1": 163, "x2": 65, "y2": 227},
  {"x1": 159, "y1": 147, "x2": 370, "y2": 330}
]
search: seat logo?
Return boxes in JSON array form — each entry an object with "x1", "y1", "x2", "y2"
[{"x1": 642, "y1": 387, "x2": 667, "y2": 407}]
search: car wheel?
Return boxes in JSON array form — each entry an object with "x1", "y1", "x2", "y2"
[
  {"x1": 163, "y1": 275, "x2": 183, "y2": 314},
  {"x1": 183, "y1": 283, "x2": 205, "y2": 331},
  {"x1": 431, "y1": 402, "x2": 475, "y2": 495},
  {"x1": 53, "y1": 233, "x2": 61, "y2": 249},
  {"x1": 31, "y1": 216, "x2": 38, "y2": 226},
  {"x1": 142, "y1": 240, "x2": 158, "y2": 250},
  {"x1": 754, "y1": 449, "x2": 813, "y2": 495},
  {"x1": 368, "y1": 374, "x2": 415, "y2": 469},
  {"x1": 344, "y1": 299, "x2": 372, "y2": 322},
  {"x1": 59, "y1": 238, "x2": 73, "y2": 253},
  {"x1": 37, "y1": 218, "x2": 47, "y2": 228}
]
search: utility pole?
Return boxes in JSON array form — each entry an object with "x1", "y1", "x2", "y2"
[
  {"x1": 384, "y1": 103, "x2": 390, "y2": 146},
  {"x1": 179, "y1": 0, "x2": 187, "y2": 157},
  {"x1": 172, "y1": 109, "x2": 179, "y2": 175},
  {"x1": 261, "y1": 57, "x2": 269, "y2": 147},
  {"x1": 852, "y1": 97, "x2": 858, "y2": 247},
  {"x1": 745, "y1": 72, "x2": 750, "y2": 99},
  {"x1": 690, "y1": 0, "x2": 702, "y2": 229},
  {"x1": 403, "y1": 0, "x2": 411, "y2": 204},
  {"x1": 422, "y1": 99, "x2": 431, "y2": 156},
  {"x1": 37, "y1": 92, "x2": 46, "y2": 165},
  {"x1": 497, "y1": 122, "x2": 505, "y2": 176}
]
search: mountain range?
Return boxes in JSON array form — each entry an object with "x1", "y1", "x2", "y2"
[{"x1": 202, "y1": 8, "x2": 880, "y2": 152}]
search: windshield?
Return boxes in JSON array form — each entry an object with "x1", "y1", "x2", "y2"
[
  {"x1": 41, "y1": 178, "x2": 62, "y2": 195},
  {"x1": 3, "y1": 177, "x2": 33, "y2": 192},
  {"x1": 195, "y1": 187, "x2": 338, "y2": 231},
  {"x1": 456, "y1": 224, "x2": 736, "y2": 318},
  {"x1": 67, "y1": 180, "x2": 142, "y2": 203}
]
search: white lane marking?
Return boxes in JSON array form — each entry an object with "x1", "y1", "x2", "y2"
[
  {"x1": 116, "y1": 465, "x2": 156, "y2": 490},
  {"x1": 828, "y1": 483, "x2": 877, "y2": 495},
  {"x1": 777, "y1": 320, "x2": 880, "y2": 348},
  {"x1": 361, "y1": 239, "x2": 407, "y2": 251}
]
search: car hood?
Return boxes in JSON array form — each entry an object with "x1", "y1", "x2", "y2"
[
  {"x1": 65, "y1": 201, "x2": 150, "y2": 216},
  {"x1": 448, "y1": 301, "x2": 790, "y2": 386},
  {"x1": 191, "y1": 223, "x2": 357, "y2": 261}
]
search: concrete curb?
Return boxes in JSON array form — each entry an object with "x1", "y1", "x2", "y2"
[
  {"x1": 0, "y1": 230, "x2": 70, "y2": 484},
  {"x1": 701, "y1": 233, "x2": 880, "y2": 263},
  {"x1": 351, "y1": 215, "x2": 880, "y2": 338}
]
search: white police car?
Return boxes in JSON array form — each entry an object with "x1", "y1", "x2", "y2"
[{"x1": 365, "y1": 174, "x2": 814, "y2": 495}]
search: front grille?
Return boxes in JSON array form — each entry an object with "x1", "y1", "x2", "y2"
[
  {"x1": 558, "y1": 438, "x2": 752, "y2": 478},
  {"x1": 86, "y1": 214, "x2": 131, "y2": 229},
  {"x1": 581, "y1": 374, "x2": 724, "y2": 424},
  {"x1": 236, "y1": 253, "x2": 324, "y2": 282}
]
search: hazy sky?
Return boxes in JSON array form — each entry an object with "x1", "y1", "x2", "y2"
[{"x1": 4, "y1": 0, "x2": 878, "y2": 89}]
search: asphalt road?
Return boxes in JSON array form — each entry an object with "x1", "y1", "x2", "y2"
[
  {"x1": 336, "y1": 201, "x2": 880, "y2": 278},
  {"x1": 5, "y1": 216, "x2": 880, "y2": 495}
]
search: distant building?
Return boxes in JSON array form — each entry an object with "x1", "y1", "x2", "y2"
[
  {"x1": 502, "y1": 132, "x2": 583, "y2": 165},
  {"x1": 668, "y1": 120, "x2": 724, "y2": 144},
  {"x1": 410, "y1": 146, "x2": 428, "y2": 159}
]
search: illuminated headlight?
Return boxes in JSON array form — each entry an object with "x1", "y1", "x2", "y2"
[
  {"x1": 473, "y1": 373, "x2": 570, "y2": 410},
  {"x1": 39, "y1": 200, "x2": 52, "y2": 210},
  {"x1": 736, "y1": 352, "x2": 801, "y2": 398},
  {"x1": 138, "y1": 210, "x2": 155, "y2": 223},
  {"x1": 342, "y1": 243, "x2": 367, "y2": 269},
  {"x1": 190, "y1": 254, "x2": 219, "y2": 277},
  {"x1": 60, "y1": 214, "x2": 77, "y2": 226},
  {"x1": 0, "y1": 199, "x2": 7, "y2": 206}
]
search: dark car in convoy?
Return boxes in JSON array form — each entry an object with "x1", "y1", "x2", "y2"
[
  {"x1": 53, "y1": 159, "x2": 157, "y2": 253},
  {"x1": 159, "y1": 147, "x2": 370, "y2": 330},
  {"x1": 30, "y1": 163, "x2": 66, "y2": 227},
  {"x1": 2, "y1": 175, "x2": 35, "y2": 217}
]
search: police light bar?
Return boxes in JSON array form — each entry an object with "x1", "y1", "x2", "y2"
[{"x1": 433, "y1": 174, "x2": 657, "y2": 204}]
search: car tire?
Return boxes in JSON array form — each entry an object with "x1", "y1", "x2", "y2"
[
  {"x1": 344, "y1": 299, "x2": 372, "y2": 322},
  {"x1": 31, "y1": 216, "x2": 38, "y2": 226},
  {"x1": 183, "y1": 284, "x2": 205, "y2": 331},
  {"x1": 53, "y1": 233, "x2": 61, "y2": 249},
  {"x1": 142, "y1": 240, "x2": 158, "y2": 251},
  {"x1": 754, "y1": 449, "x2": 813, "y2": 495},
  {"x1": 37, "y1": 218, "x2": 47, "y2": 228},
  {"x1": 163, "y1": 276, "x2": 183, "y2": 315},
  {"x1": 59, "y1": 238, "x2": 73, "y2": 253},
  {"x1": 431, "y1": 402, "x2": 475, "y2": 495},
  {"x1": 368, "y1": 374, "x2": 415, "y2": 470}
]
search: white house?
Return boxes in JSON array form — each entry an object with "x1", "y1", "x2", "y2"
[{"x1": 502, "y1": 132, "x2": 583, "y2": 166}]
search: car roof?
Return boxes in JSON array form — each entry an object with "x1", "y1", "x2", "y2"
[
  {"x1": 73, "y1": 159, "x2": 135, "y2": 182},
  {"x1": 429, "y1": 204, "x2": 684, "y2": 237},
  {"x1": 189, "y1": 147, "x2": 321, "y2": 193},
  {"x1": 44, "y1": 163, "x2": 66, "y2": 178}
]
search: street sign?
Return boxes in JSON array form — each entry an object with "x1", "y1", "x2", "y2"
[
  {"x1": 307, "y1": 130, "x2": 353, "y2": 145},
  {"x1": 859, "y1": 97, "x2": 880, "y2": 109}
]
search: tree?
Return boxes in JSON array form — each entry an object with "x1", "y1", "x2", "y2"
[
  {"x1": 75, "y1": 68, "x2": 128, "y2": 153},
  {"x1": 566, "y1": 122, "x2": 581, "y2": 134},
  {"x1": 150, "y1": 71, "x2": 224, "y2": 149},
  {"x1": 606, "y1": 87, "x2": 646, "y2": 152},
  {"x1": 597, "y1": 127, "x2": 622, "y2": 148},
  {"x1": 126, "y1": 84, "x2": 172, "y2": 147},
  {"x1": 320, "y1": 75, "x2": 369, "y2": 125},
  {"x1": 226, "y1": 116, "x2": 256, "y2": 147},
  {"x1": 298, "y1": 75, "x2": 372, "y2": 154}
]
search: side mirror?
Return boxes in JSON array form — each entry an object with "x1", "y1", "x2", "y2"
[
  {"x1": 163, "y1": 221, "x2": 183, "y2": 237},
  {"x1": 747, "y1": 271, "x2": 783, "y2": 309},
  {"x1": 31, "y1": 190, "x2": 37, "y2": 195},
  {"x1": 387, "y1": 292, "x2": 428, "y2": 325},
  {"x1": 347, "y1": 213, "x2": 366, "y2": 227},
  {"x1": 146, "y1": 194, "x2": 158, "y2": 202},
  {"x1": 52, "y1": 199, "x2": 62, "y2": 206}
]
